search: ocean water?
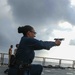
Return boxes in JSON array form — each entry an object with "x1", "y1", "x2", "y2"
[{"x1": 32, "y1": 60, "x2": 73, "y2": 67}]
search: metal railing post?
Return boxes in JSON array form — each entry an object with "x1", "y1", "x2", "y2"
[
  {"x1": 59, "y1": 59, "x2": 61, "y2": 67},
  {"x1": 1, "y1": 53, "x2": 4, "y2": 65},
  {"x1": 72, "y1": 61, "x2": 75, "y2": 69},
  {"x1": 42, "y1": 58, "x2": 45, "y2": 66}
]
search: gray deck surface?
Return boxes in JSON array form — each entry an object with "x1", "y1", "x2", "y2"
[{"x1": 0, "y1": 65, "x2": 75, "y2": 75}]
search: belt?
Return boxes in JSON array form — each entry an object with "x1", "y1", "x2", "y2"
[{"x1": 15, "y1": 60, "x2": 31, "y2": 68}]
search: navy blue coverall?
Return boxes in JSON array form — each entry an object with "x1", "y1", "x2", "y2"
[{"x1": 15, "y1": 36, "x2": 57, "y2": 75}]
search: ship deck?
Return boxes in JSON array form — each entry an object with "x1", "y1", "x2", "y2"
[{"x1": 0, "y1": 65, "x2": 75, "y2": 75}]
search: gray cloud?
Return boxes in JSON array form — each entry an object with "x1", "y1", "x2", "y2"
[
  {"x1": 7, "y1": 0, "x2": 74, "y2": 25},
  {"x1": 7, "y1": 0, "x2": 75, "y2": 39},
  {"x1": 0, "y1": 16, "x2": 20, "y2": 52}
]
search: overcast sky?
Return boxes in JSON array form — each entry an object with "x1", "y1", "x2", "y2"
[{"x1": 0, "y1": 0, "x2": 75, "y2": 59}]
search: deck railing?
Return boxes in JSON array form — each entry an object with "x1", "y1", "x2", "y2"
[{"x1": 0, "y1": 53, "x2": 75, "y2": 68}]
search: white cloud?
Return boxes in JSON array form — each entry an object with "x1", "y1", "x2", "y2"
[
  {"x1": 70, "y1": 0, "x2": 75, "y2": 6},
  {"x1": 58, "y1": 21, "x2": 72, "y2": 29},
  {"x1": 47, "y1": 45, "x2": 75, "y2": 60}
]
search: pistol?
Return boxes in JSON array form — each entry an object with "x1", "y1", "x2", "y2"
[{"x1": 54, "y1": 38, "x2": 64, "y2": 41}]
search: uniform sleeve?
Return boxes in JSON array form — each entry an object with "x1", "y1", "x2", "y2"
[{"x1": 25, "y1": 38, "x2": 56, "y2": 50}]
